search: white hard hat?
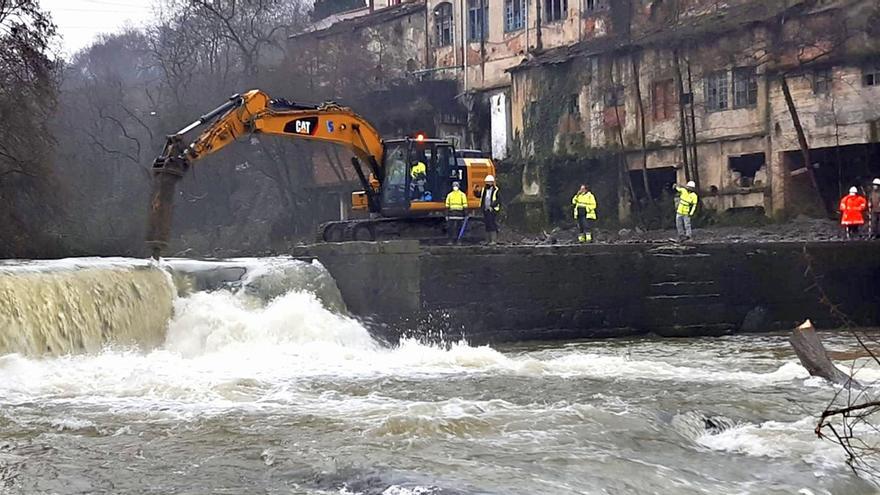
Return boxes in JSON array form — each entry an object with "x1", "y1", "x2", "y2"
[
  {"x1": 485, "y1": 175, "x2": 495, "y2": 182},
  {"x1": 873, "y1": 178, "x2": 880, "y2": 186},
  {"x1": 850, "y1": 186, "x2": 858, "y2": 194},
  {"x1": 686, "y1": 181, "x2": 696, "y2": 188}
]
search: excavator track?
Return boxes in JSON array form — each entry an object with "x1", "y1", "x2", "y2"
[{"x1": 317, "y1": 216, "x2": 486, "y2": 244}]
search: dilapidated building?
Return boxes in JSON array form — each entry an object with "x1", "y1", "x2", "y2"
[
  {"x1": 508, "y1": 0, "x2": 880, "y2": 223},
  {"x1": 288, "y1": 0, "x2": 880, "y2": 227}
]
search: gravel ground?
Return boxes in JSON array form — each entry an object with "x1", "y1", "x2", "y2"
[{"x1": 498, "y1": 216, "x2": 875, "y2": 246}]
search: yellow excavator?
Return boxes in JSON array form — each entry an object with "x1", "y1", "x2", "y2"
[{"x1": 146, "y1": 89, "x2": 497, "y2": 258}]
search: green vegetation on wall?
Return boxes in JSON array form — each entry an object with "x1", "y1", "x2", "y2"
[
  {"x1": 503, "y1": 61, "x2": 623, "y2": 230},
  {"x1": 518, "y1": 62, "x2": 584, "y2": 158}
]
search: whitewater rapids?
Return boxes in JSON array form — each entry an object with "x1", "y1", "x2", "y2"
[{"x1": 0, "y1": 257, "x2": 878, "y2": 494}]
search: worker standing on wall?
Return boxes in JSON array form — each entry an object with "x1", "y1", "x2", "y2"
[
  {"x1": 869, "y1": 178, "x2": 880, "y2": 239},
  {"x1": 839, "y1": 186, "x2": 868, "y2": 239},
  {"x1": 481, "y1": 175, "x2": 501, "y2": 245},
  {"x1": 571, "y1": 184, "x2": 597, "y2": 243},
  {"x1": 445, "y1": 181, "x2": 468, "y2": 244},
  {"x1": 673, "y1": 181, "x2": 699, "y2": 242}
]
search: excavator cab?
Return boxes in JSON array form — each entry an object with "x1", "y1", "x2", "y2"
[{"x1": 373, "y1": 138, "x2": 461, "y2": 217}]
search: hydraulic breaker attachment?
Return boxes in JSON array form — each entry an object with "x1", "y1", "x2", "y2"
[{"x1": 146, "y1": 136, "x2": 189, "y2": 259}]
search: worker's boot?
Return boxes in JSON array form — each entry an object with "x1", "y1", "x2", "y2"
[
  {"x1": 488, "y1": 231, "x2": 497, "y2": 245},
  {"x1": 585, "y1": 233, "x2": 593, "y2": 243},
  {"x1": 578, "y1": 234, "x2": 586, "y2": 244}
]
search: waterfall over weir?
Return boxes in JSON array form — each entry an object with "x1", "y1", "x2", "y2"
[
  {"x1": 0, "y1": 257, "x2": 348, "y2": 357},
  {"x1": 0, "y1": 262, "x2": 174, "y2": 356}
]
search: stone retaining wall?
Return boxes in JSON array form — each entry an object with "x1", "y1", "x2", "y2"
[{"x1": 294, "y1": 241, "x2": 880, "y2": 343}]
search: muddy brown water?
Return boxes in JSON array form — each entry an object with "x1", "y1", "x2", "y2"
[{"x1": 0, "y1": 258, "x2": 878, "y2": 494}]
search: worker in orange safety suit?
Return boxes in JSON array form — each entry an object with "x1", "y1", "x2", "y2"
[{"x1": 839, "y1": 186, "x2": 868, "y2": 239}]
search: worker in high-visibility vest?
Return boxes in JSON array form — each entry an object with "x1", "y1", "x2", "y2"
[
  {"x1": 480, "y1": 175, "x2": 501, "y2": 245},
  {"x1": 673, "y1": 181, "x2": 698, "y2": 242},
  {"x1": 445, "y1": 181, "x2": 469, "y2": 244},
  {"x1": 571, "y1": 184, "x2": 597, "y2": 243},
  {"x1": 410, "y1": 160, "x2": 428, "y2": 200}
]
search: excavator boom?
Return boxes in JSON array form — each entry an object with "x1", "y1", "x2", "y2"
[{"x1": 146, "y1": 90, "x2": 385, "y2": 258}]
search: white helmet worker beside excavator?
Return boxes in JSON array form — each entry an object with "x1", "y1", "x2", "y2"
[
  {"x1": 480, "y1": 174, "x2": 501, "y2": 245},
  {"x1": 869, "y1": 178, "x2": 880, "y2": 240},
  {"x1": 673, "y1": 181, "x2": 699, "y2": 242}
]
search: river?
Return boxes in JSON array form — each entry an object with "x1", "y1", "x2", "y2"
[{"x1": 0, "y1": 257, "x2": 877, "y2": 494}]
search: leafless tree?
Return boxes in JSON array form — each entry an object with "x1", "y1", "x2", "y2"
[
  {"x1": 0, "y1": 0, "x2": 63, "y2": 256},
  {"x1": 48, "y1": 0, "x2": 328, "y2": 254},
  {"x1": 799, "y1": 248, "x2": 880, "y2": 480}
]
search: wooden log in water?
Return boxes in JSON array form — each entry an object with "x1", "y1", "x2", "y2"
[{"x1": 790, "y1": 320, "x2": 861, "y2": 389}]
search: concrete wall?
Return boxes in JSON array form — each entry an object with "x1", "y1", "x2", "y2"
[
  {"x1": 425, "y1": 0, "x2": 614, "y2": 91},
  {"x1": 286, "y1": 3, "x2": 428, "y2": 98},
  {"x1": 298, "y1": 240, "x2": 880, "y2": 344}
]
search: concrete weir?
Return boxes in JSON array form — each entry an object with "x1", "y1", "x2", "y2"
[{"x1": 292, "y1": 241, "x2": 880, "y2": 343}]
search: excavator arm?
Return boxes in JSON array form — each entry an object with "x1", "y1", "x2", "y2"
[{"x1": 146, "y1": 89, "x2": 385, "y2": 258}]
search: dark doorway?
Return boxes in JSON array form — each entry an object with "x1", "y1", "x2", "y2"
[
  {"x1": 630, "y1": 166, "x2": 678, "y2": 203},
  {"x1": 729, "y1": 153, "x2": 766, "y2": 188},
  {"x1": 786, "y1": 143, "x2": 880, "y2": 216},
  {"x1": 630, "y1": 166, "x2": 678, "y2": 229}
]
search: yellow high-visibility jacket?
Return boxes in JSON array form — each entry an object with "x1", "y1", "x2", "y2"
[
  {"x1": 675, "y1": 186, "x2": 698, "y2": 216},
  {"x1": 572, "y1": 192, "x2": 597, "y2": 219},
  {"x1": 445, "y1": 189, "x2": 468, "y2": 211},
  {"x1": 411, "y1": 161, "x2": 427, "y2": 179}
]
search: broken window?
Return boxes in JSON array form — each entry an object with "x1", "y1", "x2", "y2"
[
  {"x1": 568, "y1": 94, "x2": 580, "y2": 119},
  {"x1": 604, "y1": 85, "x2": 624, "y2": 107},
  {"x1": 544, "y1": 0, "x2": 567, "y2": 23},
  {"x1": 468, "y1": 0, "x2": 488, "y2": 41},
  {"x1": 733, "y1": 66, "x2": 758, "y2": 108},
  {"x1": 434, "y1": 2, "x2": 454, "y2": 47},
  {"x1": 863, "y1": 64, "x2": 880, "y2": 87},
  {"x1": 505, "y1": 0, "x2": 525, "y2": 31},
  {"x1": 812, "y1": 68, "x2": 832, "y2": 95},
  {"x1": 729, "y1": 153, "x2": 766, "y2": 188},
  {"x1": 652, "y1": 79, "x2": 675, "y2": 121},
  {"x1": 704, "y1": 70, "x2": 728, "y2": 112},
  {"x1": 584, "y1": 0, "x2": 607, "y2": 12}
]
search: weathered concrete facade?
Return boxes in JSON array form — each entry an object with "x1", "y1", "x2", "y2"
[
  {"x1": 509, "y1": 0, "x2": 880, "y2": 219},
  {"x1": 287, "y1": 2, "x2": 429, "y2": 97}
]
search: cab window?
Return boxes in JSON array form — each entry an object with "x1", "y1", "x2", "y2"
[{"x1": 381, "y1": 143, "x2": 409, "y2": 206}]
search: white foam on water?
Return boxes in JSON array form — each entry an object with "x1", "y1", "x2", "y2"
[
  {"x1": 164, "y1": 289, "x2": 376, "y2": 357},
  {"x1": 0, "y1": 275, "x2": 827, "y2": 414},
  {"x1": 381, "y1": 486, "x2": 440, "y2": 495},
  {"x1": 3, "y1": 257, "x2": 879, "y2": 493},
  {"x1": 697, "y1": 416, "x2": 848, "y2": 469},
  {"x1": 49, "y1": 417, "x2": 97, "y2": 432}
]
